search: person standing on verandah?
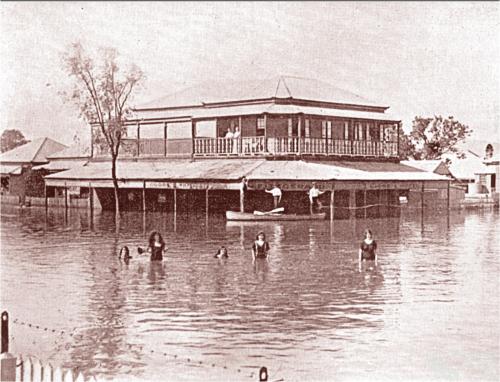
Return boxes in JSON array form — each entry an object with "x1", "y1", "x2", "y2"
[
  {"x1": 265, "y1": 184, "x2": 282, "y2": 209},
  {"x1": 308, "y1": 182, "x2": 324, "y2": 214}
]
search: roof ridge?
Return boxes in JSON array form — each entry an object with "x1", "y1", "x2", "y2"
[{"x1": 31, "y1": 137, "x2": 48, "y2": 162}]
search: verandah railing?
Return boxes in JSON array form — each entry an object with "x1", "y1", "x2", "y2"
[
  {"x1": 194, "y1": 137, "x2": 398, "y2": 157},
  {"x1": 94, "y1": 137, "x2": 398, "y2": 158}
]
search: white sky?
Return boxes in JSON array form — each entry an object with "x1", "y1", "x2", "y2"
[{"x1": 0, "y1": 2, "x2": 498, "y2": 145}]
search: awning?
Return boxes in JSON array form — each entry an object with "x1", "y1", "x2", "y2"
[
  {"x1": 0, "y1": 164, "x2": 22, "y2": 175},
  {"x1": 44, "y1": 159, "x2": 264, "y2": 189},
  {"x1": 33, "y1": 160, "x2": 89, "y2": 171},
  {"x1": 248, "y1": 160, "x2": 448, "y2": 181}
]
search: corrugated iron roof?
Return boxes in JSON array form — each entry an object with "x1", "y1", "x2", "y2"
[
  {"x1": 44, "y1": 159, "x2": 265, "y2": 181},
  {"x1": 0, "y1": 164, "x2": 22, "y2": 175},
  {"x1": 137, "y1": 76, "x2": 386, "y2": 110},
  {"x1": 44, "y1": 159, "x2": 448, "y2": 184},
  {"x1": 134, "y1": 102, "x2": 399, "y2": 122},
  {"x1": 47, "y1": 144, "x2": 90, "y2": 159},
  {"x1": 32, "y1": 160, "x2": 89, "y2": 171},
  {"x1": 0, "y1": 138, "x2": 67, "y2": 164},
  {"x1": 249, "y1": 160, "x2": 447, "y2": 181}
]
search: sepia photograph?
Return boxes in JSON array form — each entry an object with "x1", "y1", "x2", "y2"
[{"x1": 0, "y1": 2, "x2": 499, "y2": 382}]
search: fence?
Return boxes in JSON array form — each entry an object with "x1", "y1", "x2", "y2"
[{"x1": 1, "y1": 311, "x2": 274, "y2": 382}]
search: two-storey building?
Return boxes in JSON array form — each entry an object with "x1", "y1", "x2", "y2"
[{"x1": 45, "y1": 76, "x2": 450, "y2": 217}]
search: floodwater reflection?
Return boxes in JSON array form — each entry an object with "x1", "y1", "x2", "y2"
[{"x1": 0, "y1": 206, "x2": 498, "y2": 381}]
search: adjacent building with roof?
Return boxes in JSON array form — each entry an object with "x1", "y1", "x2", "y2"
[
  {"x1": 0, "y1": 137, "x2": 67, "y2": 203},
  {"x1": 44, "y1": 76, "x2": 451, "y2": 215}
]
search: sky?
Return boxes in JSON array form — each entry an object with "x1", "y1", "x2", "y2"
[{"x1": 0, "y1": 2, "x2": 498, "y2": 145}]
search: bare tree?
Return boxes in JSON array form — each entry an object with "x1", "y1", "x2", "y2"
[{"x1": 63, "y1": 42, "x2": 144, "y2": 215}]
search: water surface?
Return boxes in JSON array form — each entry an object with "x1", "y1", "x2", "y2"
[{"x1": 1, "y1": 206, "x2": 498, "y2": 381}]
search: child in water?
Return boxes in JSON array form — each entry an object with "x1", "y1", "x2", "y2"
[
  {"x1": 214, "y1": 246, "x2": 229, "y2": 259},
  {"x1": 147, "y1": 231, "x2": 168, "y2": 261},
  {"x1": 358, "y1": 229, "x2": 377, "y2": 269},
  {"x1": 252, "y1": 231, "x2": 270, "y2": 260},
  {"x1": 118, "y1": 246, "x2": 132, "y2": 261}
]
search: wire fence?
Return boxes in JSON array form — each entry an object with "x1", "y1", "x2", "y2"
[{"x1": 5, "y1": 314, "x2": 283, "y2": 382}]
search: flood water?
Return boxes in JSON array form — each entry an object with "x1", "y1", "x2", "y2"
[{"x1": 1, "y1": 206, "x2": 499, "y2": 382}]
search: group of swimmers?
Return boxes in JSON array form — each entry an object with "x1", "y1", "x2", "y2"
[{"x1": 119, "y1": 229, "x2": 378, "y2": 267}]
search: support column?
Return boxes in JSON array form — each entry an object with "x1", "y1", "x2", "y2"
[
  {"x1": 137, "y1": 123, "x2": 141, "y2": 156},
  {"x1": 363, "y1": 185, "x2": 367, "y2": 219},
  {"x1": 64, "y1": 182, "x2": 68, "y2": 211},
  {"x1": 89, "y1": 183, "x2": 94, "y2": 229},
  {"x1": 142, "y1": 181, "x2": 146, "y2": 212},
  {"x1": 173, "y1": 186, "x2": 177, "y2": 215},
  {"x1": 44, "y1": 184, "x2": 48, "y2": 211},
  {"x1": 240, "y1": 187, "x2": 245, "y2": 213},
  {"x1": 330, "y1": 189, "x2": 335, "y2": 221},
  {"x1": 164, "y1": 121, "x2": 168, "y2": 156},
  {"x1": 421, "y1": 181, "x2": 425, "y2": 210},
  {"x1": 447, "y1": 180, "x2": 450, "y2": 210},
  {"x1": 205, "y1": 187, "x2": 209, "y2": 214},
  {"x1": 298, "y1": 115, "x2": 302, "y2": 155},
  {"x1": 349, "y1": 189, "x2": 356, "y2": 218}
]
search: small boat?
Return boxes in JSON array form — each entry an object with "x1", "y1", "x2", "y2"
[{"x1": 226, "y1": 210, "x2": 326, "y2": 221}]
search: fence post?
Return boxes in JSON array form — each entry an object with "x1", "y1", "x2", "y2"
[
  {"x1": 259, "y1": 366, "x2": 268, "y2": 381},
  {"x1": 1, "y1": 311, "x2": 16, "y2": 382}
]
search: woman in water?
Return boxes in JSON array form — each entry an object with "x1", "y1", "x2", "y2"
[
  {"x1": 214, "y1": 246, "x2": 229, "y2": 259},
  {"x1": 252, "y1": 231, "x2": 270, "y2": 260},
  {"x1": 358, "y1": 229, "x2": 377, "y2": 266},
  {"x1": 147, "y1": 231, "x2": 167, "y2": 261}
]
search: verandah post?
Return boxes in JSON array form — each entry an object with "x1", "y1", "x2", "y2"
[
  {"x1": 44, "y1": 183, "x2": 48, "y2": 211},
  {"x1": 330, "y1": 187, "x2": 335, "y2": 222},
  {"x1": 142, "y1": 181, "x2": 146, "y2": 212},
  {"x1": 64, "y1": 182, "x2": 68, "y2": 210}
]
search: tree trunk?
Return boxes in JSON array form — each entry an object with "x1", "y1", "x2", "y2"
[{"x1": 111, "y1": 154, "x2": 120, "y2": 223}]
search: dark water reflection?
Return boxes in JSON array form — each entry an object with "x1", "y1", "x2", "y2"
[{"x1": 1, "y1": 205, "x2": 499, "y2": 381}]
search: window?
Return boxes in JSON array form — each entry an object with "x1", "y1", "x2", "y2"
[
  {"x1": 195, "y1": 120, "x2": 217, "y2": 138},
  {"x1": 167, "y1": 121, "x2": 192, "y2": 139},
  {"x1": 327, "y1": 121, "x2": 332, "y2": 139},
  {"x1": 344, "y1": 122, "x2": 349, "y2": 140},
  {"x1": 305, "y1": 119, "x2": 310, "y2": 138},
  {"x1": 321, "y1": 121, "x2": 327, "y2": 138},
  {"x1": 140, "y1": 123, "x2": 164, "y2": 139},
  {"x1": 257, "y1": 117, "x2": 265, "y2": 136},
  {"x1": 354, "y1": 122, "x2": 363, "y2": 140},
  {"x1": 366, "y1": 122, "x2": 374, "y2": 141}
]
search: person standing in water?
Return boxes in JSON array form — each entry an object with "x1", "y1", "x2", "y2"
[
  {"x1": 265, "y1": 184, "x2": 282, "y2": 209},
  {"x1": 147, "y1": 231, "x2": 168, "y2": 261},
  {"x1": 308, "y1": 182, "x2": 324, "y2": 213},
  {"x1": 358, "y1": 229, "x2": 377, "y2": 268},
  {"x1": 252, "y1": 231, "x2": 270, "y2": 260}
]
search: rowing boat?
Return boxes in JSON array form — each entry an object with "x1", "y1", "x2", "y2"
[{"x1": 225, "y1": 211, "x2": 326, "y2": 221}]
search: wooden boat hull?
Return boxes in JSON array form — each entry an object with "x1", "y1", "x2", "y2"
[{"x1": 226, "y1": 211, "x2": 326, "y2": 221}]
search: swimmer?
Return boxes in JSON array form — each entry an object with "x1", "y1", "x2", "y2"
[
  {"x1": 358, "y1": 229, "x2": 377, "y2": 270},
  {"x1": 214, "y1": 246, "x2": 229, "y2": 259},
  {"x1": 118, "y1": 246, "x2": 132, "y2": 261},
  {"x1": 252, "y1": 231, "x2": 270, "y2": 260}
]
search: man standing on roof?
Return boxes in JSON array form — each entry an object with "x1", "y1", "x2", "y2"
[
  {"x1": 308, "y1": 182, "x2": 324, "y2": 213},
  {"x1": 265, "y1": 184, "x2": 282, "y2": 209}
]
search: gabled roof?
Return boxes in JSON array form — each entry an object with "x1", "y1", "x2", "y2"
[
  {"x1": 401, "y1": 160, "x2": 452, "y2": 176},
  {"x1": 0, "y1": 138, "x2": 67, "y2": 164},
  {"x1": 47, "y1": 143, "x2": 90, "y2": 160},
  {"x1": 137, "y1": 76, "x2": 386, "y2": 110}
]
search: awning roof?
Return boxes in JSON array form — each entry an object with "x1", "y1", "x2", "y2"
[
  {"x1": 0, "y1": 164, "x2": 22, "y2": 175},
  {"x1": 44, "y1": 159, "x2": 447, "y2": 188},
  {"x1": 44, "y1": 159, "x2": 265, "y2": 182},
  {"x1": 32, "y1": 160, "x2": 89, "y2": 171},
  {"x1": 249, "y1": 160, "x2": 448, "y2": 181}
]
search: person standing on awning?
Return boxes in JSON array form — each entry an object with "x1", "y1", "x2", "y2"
[
  {"x1": 265, "y1": 184, "x2": 282, "y2": 209},
  {"x1": 308, "y1": 182, "x2": 324, "y2": 213}
]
